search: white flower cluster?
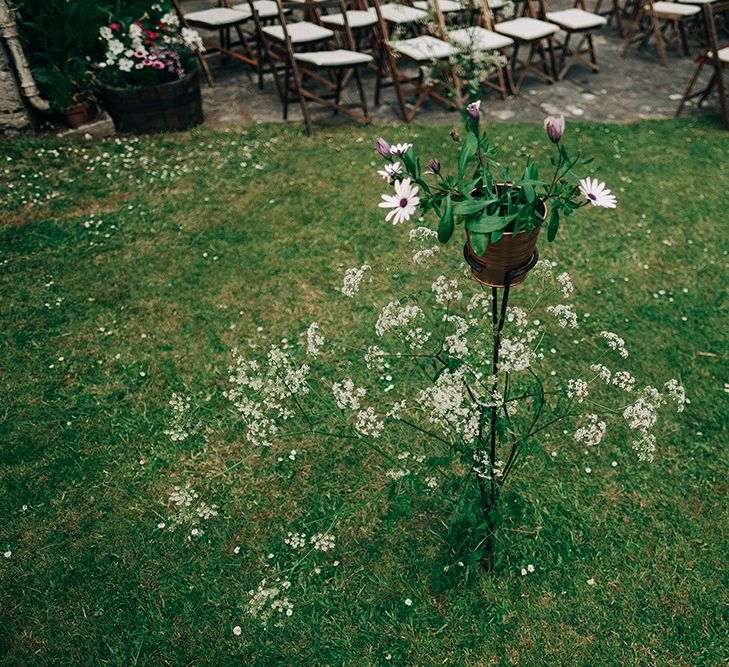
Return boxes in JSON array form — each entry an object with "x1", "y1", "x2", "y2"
[
  {"x1": 341, "y1": 265, "x2": 370, "y2": 298},
  {"x1": 413, "y1": 246, "x2": 440, "y2": 265},
  {"x1": 245, "y1": 577, "x2": 293, "y2": 628},
  {"x1": 409, "y1": 227, "x2": 438, "y2": 242},
  {"x1": 364, "y1": 345, "x2": 387, "y2": 372},
  {"x1": 306, "y1": 322, "x2": 324, "y2": 356},
  {"x1": 163, "y1": 392, "x2": 199, "y2": 442},
  {"x1": 284, "y1": 532, "x2": 307, "y2": 549},
  {"x1": 442, "y1": 314, "x2": 469, "y2": 357},
  {"x1": 375, "y1": 301, "x2": 425, "y2": 337},
  {"x1": 590, "y1": 364, "x2": 635, "y2": 391},
  {"x1": 664, "y1": 378, "x2": 687, "y2": 412},
  {"x1": 573, "y1": 414, "x2": 607, "y2": 446},
  {"x1": 556, "y1": 272, "x2": 574, "y2": 299},
  {"x1": 547, "y1": 303, "x2": 579, "y2": 329},
  {"x1": 163, "y1": 484, "x2": 218, "y2": 535},
  {"x1": 310, "y1": 533, "x2": 336, "y2": 552},
  {"x1": 332, "y1": 378, "x2": 367, "y2": 411},
  {"x1": 418, "y1": 368, "x2": 480, "y2": 442},
  {"x1": 567, "y1": 379, "x2": 589, "y2": 403},
  {"x1": 225, "y1": 345, "x2": 310, "y2": 447},
  {"x1": 354, "y1": 407, "x2": 384, "y2": 438},
  {"x1": 431, "y1": 276, "x2": 463, "y2": 305},
  {"x1": 601, "y1": 331, "x2": 629, "y2": 358}
]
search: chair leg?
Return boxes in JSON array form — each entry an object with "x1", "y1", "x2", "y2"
[
  {"x1": 717, "y1": 70, "x2": 729, "y2": 130},
  {"x1": 353, "y1": 65, "x2": 370, "y2": 118},
  {"x1": 283, "y1": 60, "x2": 290, "y2": 120},
  {"x1": 614, "y1": 0, "x2": 625, "y2": 37},
  {"x1": 652, "y1": 14, "x2": 669, "y2": 65},
  {"x1": 676, "y1": 59, "x2": 705, "y2": 116}
]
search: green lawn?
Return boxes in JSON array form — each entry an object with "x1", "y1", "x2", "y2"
[{"x1": 0, "y1": 117, "x2": 727, "y2": 666}]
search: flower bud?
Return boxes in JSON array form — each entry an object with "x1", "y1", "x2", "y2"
[
  {"x1": 450, "y1": 129, "x2": 459, "y2": 142},
  {"x1": 375, "y1": 137, "x2": 391, "y2": 158},
  {"x1": 466, "y1": 100, "x2": 481, "y2": 120},
  {"x1": 543, "y1": 115, "x2": 565, "y2": 143},
  {"x1": 426, "y1": 159, "x2": 441, "y2": 175}
]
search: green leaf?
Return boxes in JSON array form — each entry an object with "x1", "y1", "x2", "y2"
[
  {"x1": 458, "y1": 132, "x2": 478, "y2": 182},
  {"x1": 470, "y1": 232, "x2": 488, "y2": 255},
  {"x1": 453, "y1": 198, "x2": 490, "y2": 216},
  {"x1": 547, "y1": 206, "x2": 560, "y2": 242},
  {"x1": 466, "y1": 213, "x2": 514, "y2": 234},
  {"x1": 437, "y1": 195, "x2": 454, "y2": 243}
]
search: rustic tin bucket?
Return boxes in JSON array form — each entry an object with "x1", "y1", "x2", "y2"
[{"x1": 465, "y1": 199, "x2": 546, "y2": 288}]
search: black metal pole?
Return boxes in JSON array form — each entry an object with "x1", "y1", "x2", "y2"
[{"x1": 464, "y1": 245, "x2": 539, "y2": 572}]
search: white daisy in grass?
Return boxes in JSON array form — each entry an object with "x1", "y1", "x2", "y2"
[
  {"x1": 379, "y1": 178, "x2": 420, "y2": 225},
  {"x1": 579, "y1": 178, "x2": 617, "y2": 209},
  {"x1": 389, "y1": 143, "x2": 412, "y2": 156},
  {"x1": 377, "y1": 162, "x2": 402, "y2": 183}
]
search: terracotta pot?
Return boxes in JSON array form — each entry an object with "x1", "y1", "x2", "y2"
[
  {"x1": 60, "y1": 101, "x2": 95, "y2": 129},
  {"x1": 99, "y1": 68, "x2": 203, "y2": 134},
  {"x1": 465, "y1": 199, "x2": 546, "y2": 288}
]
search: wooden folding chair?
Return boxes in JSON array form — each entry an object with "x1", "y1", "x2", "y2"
[
  {"x1": 538, "y1": 0, "x2": 607, "y2": 78},
  {"x1": 171, "y1": 0, "x2": 255, "y2": 85},
  {"x1": 250, "y1": 0, "x2": 373, "y2": 133},
  {"x1": 369, "y1": 0, "x2": 462, "y2": 120},
  {"x1": 434, "y1": 0, "x2": 516, "y2": 98},
  {"x1": 676, "y1": 0, "x2": 729, "y2": 128},
  {"x1": 593, "y1": 0, "x2": 626, "y2": 35},
  {"x1": 622, "y1": 0, "x2": 700, "y2": 65},
  {"x1": 493, "y1": 0, "x2": 560, "y2": 89}
]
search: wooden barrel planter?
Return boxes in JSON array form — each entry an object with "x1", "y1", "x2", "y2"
[{"x1": 99, "y1": 68, "x2": 203, "y2": 134}]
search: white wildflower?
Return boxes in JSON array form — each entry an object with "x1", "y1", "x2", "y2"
[
  {"x1": 340, "y1": 265, "x2": 371, "y2": 298},
  {"x1": 332, "y1": 378, "x2": 366, "y2": 411},
  {"x1": 573, "y1": 414, "x2": 606, "y2": 446},
  {"x1": 431, "y1": 275, "x2": 463, "y2": 305},
  {"x1": 664, "y1": 379, "x2": 687, "y2": 412},
  {"x1": 547, "y1": 304, "x2": 578, "y2": 329},
  {"x1": 355, "y1": 407, "x2": 384, "y2": 438},
  {"x1": 567, "y1": 379, "x2": 589, "y2": 402},
  {"x1": 601, "y1": 331, "x2": 629, "y2": 358},
  {"x1": 306, "y1": 322, "x2": 324, "y2": 356}
]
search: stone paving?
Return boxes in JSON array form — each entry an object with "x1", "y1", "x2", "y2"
[{"x1": 75, "y1": 3, "x2": 718, "y2": 137}]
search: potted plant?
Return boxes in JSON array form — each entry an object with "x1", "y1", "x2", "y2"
[
  {"x1": 32, "y1": 59, "x2": 97, "y2": 128},
  {"x1": 374, "y1": 104, "x2": 617, "y2": 287},
  {"x1": 15, "y1": 0, "x2": 102, "y2": 128},
  {"x1": 96, "y1": 3, "x2": 205, "y2": 133}
]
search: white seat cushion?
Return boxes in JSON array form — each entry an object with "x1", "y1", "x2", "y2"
[
  {"x1": 262, "y1": 21, "x2": 334, "y2": 42},
  {"x1": 391, "y1": 34, "x2": 459, "y2": 60},
  {"x1": 414, "y1": 0, "x2": 464, "y2": 12},
  {"x1": 448, "y1": 26, "x2": 514, "y2": 50},
  {"x1": 708, "y1": 47, "x2": 729, "y2": 63},
  {"x1": 651, "y1": 1, "x2": 701, "y2": 14},
  {"x1": 374, "y1": 4, "x2": 428, "y2": 23},
  {"x1": 495, "y1": 17, "x2": 559, "y2": 40},
  {"x1": 294, "y1": 49, "x2": 374, "y2": 66},
  {"x1": 461, "y1": 0, "x2": 507, "y2": 9},
  {"x1": 185, "y1": 7, "x2": 249, "y2": 26},
  {"x1": 320, "y1": 10, "x2": 378, "y2": 27},
  {"x1": 232, "y1": 1, "x2": 281, "y2": 18},
  {"x1": 546, "y1": 8, "x2": 607, "y2": 29}
]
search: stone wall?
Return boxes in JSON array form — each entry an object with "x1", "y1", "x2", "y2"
[{"x1": 0, "y1": 38, "x2": 31, "y2": 132}]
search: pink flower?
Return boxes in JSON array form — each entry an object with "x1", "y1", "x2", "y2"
[{"x1": 109, "y1": 22, "x2": 120, "y2": 31}]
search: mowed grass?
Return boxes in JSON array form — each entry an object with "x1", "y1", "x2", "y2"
[{"x1": 0, "y1": 117, "x2": 727, "y2": 666}]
